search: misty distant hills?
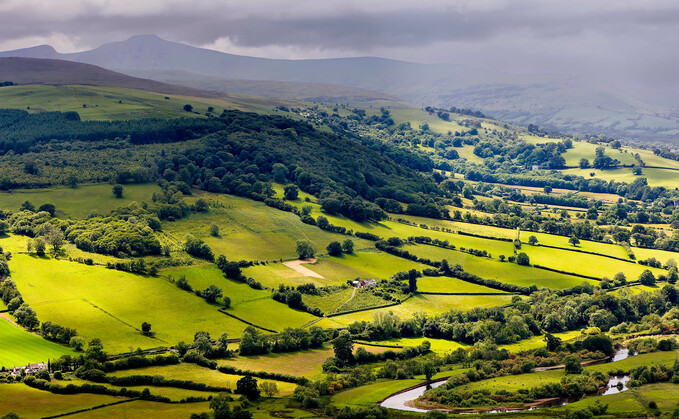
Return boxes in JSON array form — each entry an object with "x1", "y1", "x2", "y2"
[
  {"x1": 0, "y1": 57, "x2": 222, "y2": 98},
  {"x1": 3, "y1": 34, "x2": 679, "y2": 141}
]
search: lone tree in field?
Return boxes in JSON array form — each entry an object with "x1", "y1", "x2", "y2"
[
  {"x1": 210, "y1": 223, "x2": 220, "y2": 237},
  {"x1": 639, "y1": 269, "x2": 656, "y2": 286},
  {"x1": 326, "y1": 241, "x2": 343, "y2": 256},
  {"x1": 223, "y1": 296, "x2": 231, "y2": 308},
  {"x1": 236, "y1": 376, "x2": 260, "y2": 400},
  {"x1": 141, "y1": 322, "x2": 151, "y2": 335},
  {"x1": 259, "y1": 381, "x2": 279, "y2": 398},
  {"x1": 296, "y1": 240, "x2": 315, "y2": 259},
  {"x1": 201, "y1": 285, "x2": 223, "y2": 303},
  {"x1": 543, "y1": 185, "x2": 552, "y2": 194},
  {"x1": 516, "y1": 252, "x2": 530, "y2": 266},
  {"x1": 183, "y1": 104, "x2": 193, "y2": 112},
  {"x1": 423, "y1": 361, "x2": 436, "y2": 382},
  {"x1": 112, "y1": 184, "x2": 124, "y2": 198},
  {"x1": 569, "y1": 236, "x2": 580, "y2": 247},
  {"x1": 528, "y1": 235, "x2": 538, "y2": 246}
]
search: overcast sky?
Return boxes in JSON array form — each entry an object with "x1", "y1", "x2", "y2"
[{"x1": 1, "y1": 0, "x2": 678, "y2": 89}]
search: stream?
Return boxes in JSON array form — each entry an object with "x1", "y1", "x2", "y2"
[{"x1": 379, "y1": 348, "x2": 633, "y2": 414}]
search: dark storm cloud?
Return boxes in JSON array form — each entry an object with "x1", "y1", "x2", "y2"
[{"x1": 1, "y1": 1, "x2": 679, "y2": 87}]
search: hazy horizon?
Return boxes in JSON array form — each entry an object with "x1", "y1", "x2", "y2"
[{"x1": 2, "y1": 0, "x2": 679, "y2": 91}]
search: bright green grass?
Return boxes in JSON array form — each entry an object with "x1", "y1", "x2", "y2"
[
  {"x1": 302, "y1": 288, "x2": 354, "y2": 314},
  {"x1": 7, "y1": 253, "x2": 251, "y2": 352},
  {"x1": 326, "y1": 294, "x2": 513, "y2": 325},
  {"x1": 0, "y1": 183, "x2": 160, "y2": 219},
  {"x1": 523, "y1": 245, "x2": 666, "y2": 280},
  {"x1": 416, "y1": 276, "x2": 509, "y2": 294},
  {"x1": 107, "y1": 363, "x2": 296, "y2": 396},
  {"x1": 519, "y1": 231, "x2": 630, "y2": 259},
  {"x1": 381, "y1": 337, "x2": 468, "y2": 353},
  {"x1": 461, "y1": 350, "x2": 679, "y2": 393},
  {"x1": 631, "y1": 246, "x2": 679, "y2": 265},
  {"x1": 243, "y1": 251, "x2": 429, "y2": 289},
  {"x1": 564, "y1": 388, "x2": 645, "y2": 416},
  {"x1": 336, "y1": 289, "x2": 393, "y2": 313},
  {"x1": 612, "y1": 284, "x2": 662, "y2": 296},
  {"x1": 406, "y1": 244, "x2": 595, "y2": 289},
  {"x1": 66, "y1": 400, "x2": 211, "y2": 419},
  {"x1": 67, "y1": 377, "x2": 213, "y2": 401},
  {"x1": 0, "y1": 317, "x2": 76, "y2": 368},
  {"x1": 563, "y1": 167, "x2": 679, "y2": 189},
  {"x1": 562, "y1": 141, "x2": 638, "y2": 167},
  {"x1": 332, "y1": 378, "x2": 422, "y2": 408},
  {"x1": 388, "y1": 107, "x2": 466, "y2": 135},
  {"x1": 0, "y1": 383, "x2": 120, "y2": 419},
  {"x1": 163, "y1": 191, "x2": 373, "y2": 261},
  {"x1": 0, "y1": 85, "x2": 249, "y2": 121},
  {"x1": 499, "y1": 330, "x2": 582, "y2": 353}
]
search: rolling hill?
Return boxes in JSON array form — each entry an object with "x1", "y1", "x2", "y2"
[{"x1": 4, "y1": 34, "x2": 679, "y2": 140}]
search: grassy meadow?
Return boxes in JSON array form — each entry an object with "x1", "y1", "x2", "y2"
[{"x1": 0, "y1": 317, "x2": 76, "y2": 368}]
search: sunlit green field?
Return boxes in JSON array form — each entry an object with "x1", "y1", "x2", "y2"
[
  {"x1": 0, "y1": 183, "x2": 160, "y2": 219},
  {"x1": 7, "y1": 252, "x2": 251, "y2": 352},
  {"x1": 0, "y1": 383, "x2": 120, "y2": 419},
  {"x1": 0, "y1": 317, "x2": 76, "y2": 368},
  {"x1": 163, "y1": 192, "x2": 373, "y2": 262},
  {"x1": 66, "y1": 400, "x2": 211, "y2": 419}
]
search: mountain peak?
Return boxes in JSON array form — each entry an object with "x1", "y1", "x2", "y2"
[
  {"x1": 126, "y1": 34, "x2": 163, "y2": 42},
  {"x1": 0, "y1": 44, "x2": 60, "y2": 59}
]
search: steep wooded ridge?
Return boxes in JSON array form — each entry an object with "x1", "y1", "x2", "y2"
[{"x1": 3, "y1": 34, "x2": 678, "y2": 141}]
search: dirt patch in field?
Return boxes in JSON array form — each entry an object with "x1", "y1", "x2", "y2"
[{"x1": 283, "y1": 258, "x2": 325, "y2": 279}]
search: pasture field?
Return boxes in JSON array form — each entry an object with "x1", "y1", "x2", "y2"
[
  {"x1": 562, "y1": 141, "x2": 638, "y2": 167},
  {"x1": 518, "y1": 230, "x2": 631, "y2": 259},
  {"x1": 0, "y1": 84, "x2": 266, "y2": 121},
  {"x1": 302, "y1": 287, "x2": 354, "y2": 314},
  {"x1": 66, "y1": 400, "x2": 211, "y2": 419},
  {"x1": 335, "y1": 288, "x2": 394, "y2": 313},
  {"x1": 163, "y1": 191, "x2": 373, "y2": 261},
  {"x1": 0, "y1": 383, "x2": 120, "y2": 419},
  {"x1": 218, "y1": 344, "x2": 395, "y2": 381},
  {"x1": 161, "y1": 264, "x2": 316, "y2": 331},
  {"x1": 499, "y1": 330, "x2": 582, "y2": 353},
  {"x1": 563, "y1": 166, "x2": 679, "y2": 189},
  {"x1": 67, "y1": 377, "x2": 215, "y2": 401},
  {"x1": 631, "y1": 246, "x2": 679, "y2": 265},
  {"x1": 332, "y1": 378, "x2": 422, "y2": 408},
  {"x1": 107, "y1": 363, "x2": 295, "y2": 396},
  {"x1": 406, "y1": 244, "x2": 596, "y2": 289},
  {"x1": 325, "y1": 293, "x2": 514, "y2": 325},
  {"x1": 243, "y1": 251, "x2": 429, "y2": 288},
  {"x1": 8, "y1": 253, "x2": 251, "y2": 352},
  {"x1": 416, "y1": 276, "x2": 510, "y2": 294},
  {"x1": 523, "y1": 244, "x2": 666, "y2": 279},
  {"x1": 0, "y1": 317, "x2": 76, "y2": 368},
  {"x1": 379, "y1": 337, "x2": 468, "y2": 353},
  {"x1": 0, "y1": 183, "x2": 160, "y2": 219},
  {"x1": 461, "y1": 350, "x2": 679, "y2": 393}
]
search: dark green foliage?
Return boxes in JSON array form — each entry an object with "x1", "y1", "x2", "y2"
[
  {"x1": 235, "y1": 376, "x2": 260, "y2": 400},
  {"x1": 639, "y1": 269, "x2": 656, "y2": 286},
  {"x1": 112, "y1": 184, "x2": 124, "y2": 198},
  {"x1": 326, "y1": 241, "x2": 343, "y2": 256},
  {"x1": 184, "y1": 235, "x2": 214, "y2": 261},
  {"x1": 516, "y1": 252, "x2": 530, "y2": 265},
  {"x1": 332, "y1": 330, "x2": 354, "y2": 363},
  {"x1": 564, "y1": 354, "x2": 583, "y2": 374},
  {"x1": 295, "y1": 240, "x2": 315, "y2": 259}
]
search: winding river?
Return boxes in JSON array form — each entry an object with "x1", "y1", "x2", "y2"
[{"x1": 380, "y1": 348, "x2": 633, "y2": 414}]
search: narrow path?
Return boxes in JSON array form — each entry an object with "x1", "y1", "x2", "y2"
[{"x1": 331, "y1": 287, "x2": 357, "y2": 314}]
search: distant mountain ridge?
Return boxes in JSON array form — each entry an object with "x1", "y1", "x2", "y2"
[{"x1": 3, "y1": 34, "x2": 679, "y2": 141}]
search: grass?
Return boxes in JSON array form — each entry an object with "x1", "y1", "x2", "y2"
[
  {"x1": 66, "y1": 400, "x2": 211, "y2": 419},
  {"x1": 0, "y1": 317, "x2": 76, "y2": 368},
  {"x1": 380, "y1": 337, "x2": 468, "y2": 353},
  {"x1": 406, "y1": 244, "x2": 595, "y2": 289},
  {"x1": 0, "y1": 183, "x2": 160, "y2": 219},
  {"x1": 563, "y1": 166, "x2": 679, "y2": 189},
  {"x1": 523, "y1": 245, "x2": 666, "y2": 280},
  {"x1": 6, "y1": 252, "x2": 251, "y2": 352},
  {"x1": 67, "y1": 377, "x2": 214, "y2": 401},
  {"x1": 243, "y1": 251, "x2": 429, "y2": 289},
  {"x1": 163, "y1": 191, "x2": 373, "y2": 262},
  {"x1": 325, "y1": 293, "x2": 513, "y2": 326},
  {"x1": 107, "y1": 363, "x2": 297, "y2": 396},
  {"x1": 0, "y1": 383, "x2": 119, "y2": 419},
  {"x1": 0, "y1": 84, "x2": 264, "y2": 121},
  {"x1": 332, "y1": 378, "x2": 422, "y2": 408},
  {"x1": 162, "y1": 264, "x2": 316, "y2": 331},
  {"x1": 302, "y1": 288, "x2": 354, "y2": 314},
  {"x1": 336, "y1": 289, "x2": 394, "y2": 313},
  {"x1": 518, "y1": 231, "x2": 631, "y2": 259},
  {"x1": 499, "y1": 330, "x2": 582, "y2": 353},
  {"x1": 416, "y1": 276, "x2": 509, "y2": 294}
]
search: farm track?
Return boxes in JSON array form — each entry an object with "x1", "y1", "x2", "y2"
[{"x1": 82, "y1": 299, "x2": 167, "y2": 343}]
